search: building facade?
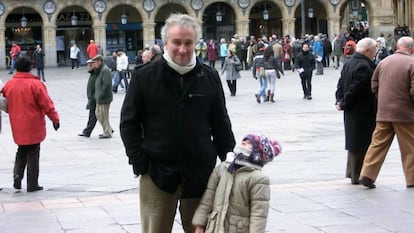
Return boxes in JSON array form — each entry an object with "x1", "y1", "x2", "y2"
[{"x1": 0, "y1": 0, "x2": 410, "y2": 68}]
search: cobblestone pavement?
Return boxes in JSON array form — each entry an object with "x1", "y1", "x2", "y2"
[{"x1": 0, "y1": 65, "x2": 412, "y2": 233}]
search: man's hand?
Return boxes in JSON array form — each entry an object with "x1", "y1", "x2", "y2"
[
  {"x1": 53, "y1": 122, "x2": 60, "y2": 131},
  {"x1": 195, "y1": 226, "x2": 205, "y2": 233},
  {"x1": 132, "y1": 163, "x2": 140, "y2": 177}
]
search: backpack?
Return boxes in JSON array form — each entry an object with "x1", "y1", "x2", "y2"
[{"x1": 345, "y1": 43, "x2": 354, "y2": 56}]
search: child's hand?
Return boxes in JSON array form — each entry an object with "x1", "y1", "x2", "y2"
[{"x1": 195, "y1": 225, "x2": 205, "y2": 233}]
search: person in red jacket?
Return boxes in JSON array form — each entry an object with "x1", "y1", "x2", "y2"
[
  {"x1": 8, "y1": 41, "x2": 21, "y2": 74},
  {"x1": 2, "y1": 56, "x2": 60, "y2": 192},
  {"x1": 86, "y1": 39, "x2": 99, "y2": 59}
]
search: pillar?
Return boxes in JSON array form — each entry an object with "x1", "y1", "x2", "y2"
[
  {"x1": 93, "y1": 25, "x2": 107, "y2": 55},
  {"x1": 281, "y1": 17, "x2": 295, "y2": 38},
  {"x1": 142, "y1": 22, "x2": 156, "y2": 47},
  {"x1": 235, "y1": 19, "x2": 250, "y2": 37},
  {"x1": 327, "y1": 16, "x2": 341, "y2": 38},
  {"x1": 42, "y1": 25, "x2": 57, "y2": 68},
  {"x1": 0, "y1": 26, "x2": 6, "y2": 69}
]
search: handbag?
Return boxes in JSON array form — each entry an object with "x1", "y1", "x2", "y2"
[
  {"x1": 235, "y1": 63, "x2": 243, "y2": 72},
  {"x1": 284, "y1": 53, "x2": 290, "y2": 60}
]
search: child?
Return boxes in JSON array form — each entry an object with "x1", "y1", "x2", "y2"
[{"x1": 192, "y1": 133, "x2": 282, "y2": 233}]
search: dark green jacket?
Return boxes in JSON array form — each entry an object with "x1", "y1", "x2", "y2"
[
  {"x1": 94, "y1": 64, "x2": 113, "y2": 105},
  {"x1": 86, "y1": 71, "x2": 97, "y2": 110}
]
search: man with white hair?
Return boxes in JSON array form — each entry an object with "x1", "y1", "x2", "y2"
[{"x1": 335, "y1": 37, "x2": 378, "y2": 185}]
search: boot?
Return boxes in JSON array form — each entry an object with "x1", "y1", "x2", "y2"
[
  {"x1": 264, "y1": 90, "x2": 270, "y2": 102},
  {"x1": 270, "y1": 93, "x2": 275, "y2": 103}
]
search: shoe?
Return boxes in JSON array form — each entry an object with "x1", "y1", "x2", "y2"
[
  {"x1": 303, "y1": 95, "x2": 307, "y2": 99},
  {"x1": 8, "y1": 72, "x2": 13, "y2": 74},
  {"x1": 407, "y1": 185, "x2": 414, "y2": 188},
  {"x1": 307, "y1": 96, "x2": 313, "y2": 100},
  {"x1": 27, "y1": 186, "x2": 43, "y2": 192},
  {"x1": 359, "y1": 176, "x2": 376, "y2": 188},
  {"x1": 254, "y1": 94, "x2": 261, "y2": 103},
  {"x1": 13, "y1": 175, "x2": 21, "y2": 190},
  {"x1": 78, "y1": 133, "x2": 90, "y2": 137},
  {"x1": 99, "y1": 134, "x2": 112, "y2": 139}
]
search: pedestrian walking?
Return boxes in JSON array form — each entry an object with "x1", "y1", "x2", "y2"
[
  {"x1": 219, "y1": 38, "x2": 228, "y2": 69},
  {"x1": 221, "y1": 50, "x2": 241, "y2": 96},
  {"x1": 263, "y1": 45, "x2": 284, "y2": 103},
  {"x1": 32, "y1": 44, "x2": 46, "y2": 82},
  {"x1": 2, "y1": 56, "x2": 60, "y2": 192},
  {"x1": 89, "y1": 55, "x2": 113, "y2": 139},
  {"x1": 86, "y1": 39, "x2": 99, "y2": 59},
  {"x1": 252, "y1": 43, "x2": 266, "y2": 103},
  {"x1": 359, "y1": 36, "x2": 414, "y2": 189},
  {"x1": 314, "y1": 35, "x2": 324, "y2": 75},
  {"x1": 192, "y1": 133, "x2": 281, "y2": 233},
  {"x1": 8, "y1": 42, "x2": 21, "y2": 74},
  {"x1": 120, "y1": 13, "x2": 235, "y2": 233},
  {"x1": 70, "y1": 44, "x2": 80, "y2": 70},
  {"x1": 112, "y1": 50, "x2": 129, "y2": 93},
  {"x1": 335, "y1": 37, "x2": 378, "y2": 185},
  {"x1": 78, "y1": 59, "x2": 98, "y2": 138},
  {"x1": 207, "y1": 39, "x2": 218, "y2": 69},
  {"x1": 294, "y1": 42, "x2": 315, "y2": 100}
]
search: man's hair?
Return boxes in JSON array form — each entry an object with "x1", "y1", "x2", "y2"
[
  {"x1": 15, "y1": 56, "x2": 32, "y2": 72},
  {"x1": 160, "y1": 13, "x2": 201, "y2": 43},
  {"x1": 397, "y1": 36, "x2": 414, "y2": 49},
  {"x1": 356, "y1": 38, "x2": 376, "y2": 53}
]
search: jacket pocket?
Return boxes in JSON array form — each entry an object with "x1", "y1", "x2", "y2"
[
  {"x1": 205, "y1": 211, "x2": 218, "y2": 233},
  {"x1": 228, "y1": 215, "x2": 249, "y2": 233}
]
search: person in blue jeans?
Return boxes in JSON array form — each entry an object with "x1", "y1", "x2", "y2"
[{"x1": 252, "y1": 43, "x2": 266, "y2": 103}]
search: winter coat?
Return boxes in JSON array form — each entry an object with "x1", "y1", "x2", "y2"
[
  {"x1": 332, "y1": 38, "x2": 343, "y2": 57},
  {"x1": 294, "y1": 50, "x2": 315, "y2": 73},
  {"x1": 86, "y1": 70, "x2": 97, "y2": 110},
  {"x1": 372, "y1": 50, "x2": 414, "y2": 122},
  {"x1": 222, "y1": 55, "x2": 241, "y2": 80},
  {"x1": 335, "y1": 52, "x2": 377, "y2": 151},
  {"x1": 207, "y1": 43, "x2": 218, "y2": 61},
  {"x1": 120, "y1": 57, "x2": 235, "y2": 198},
  {"x1": 192, "y1": 154, "x2": 270, "y2": 233},
  {"x1": 94, "y1": 64, "x2": 113, "y2": 105},
  {"x1": 2, "y1": 72, "x2": 59, "y2": 145},
  {"x1": 32, "y1": 49, "x2": 45, "y2": 68}
]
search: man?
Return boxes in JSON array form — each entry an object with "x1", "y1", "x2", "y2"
[
  {"x1": 78, "y1": 59, "x2": 98, "y2": 138},
  {"x1": 2, "y1": 56, "x2": 59, "y2": 192},
  {"x1": 195, "y1": 38, "x2": 207, "y2": 64},
  {"x1": 294, "y1": 42, "x2": 315, "y2": 100},
  {"x1": 32, "y1": 44, "x2": 45, "y2": 82},
  {"x1": 8, "y1": 42, "x2": 21, "y2": 74},
  {"x1": 335, "y1": 38, "x2": 378, "y2": 185},
  {"x1": 359, "y1": 36, "x2": 414, "y2": 189},
  {"x1": 120, "y1": 13, "x2": 235, "y2": 233},
  {"x1": 89, "y1": 55, "x2": 113, "y2": 139},
  {"x1": 86, "y1": 39, "x2": 99, "y2": 59},
  {"x1": 141, "y1": 49, "x2": 152, "y2": 64},
  {"x1": 150, "y1": 44, "x2": 162, "y2": 61}
]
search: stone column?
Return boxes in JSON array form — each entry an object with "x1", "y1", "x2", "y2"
[
  {"x1": 0, "y1": 26, "x2": 6, "y2": 69},
  {"x1": 370, "y1": 15, "x2": 395, "y2": 38},
  {"x1": 281, "y1": 18, "x2": 295, "y2": 38},
  {"x1": 142, "y1": 22, "x2": 156, "y2": 47},
  {"x1": 327, "y1": 16, "x2": 341, "y2": 37},
  {"x1": 43, "y1": 25, "x2": 57, "y2": 68},
  {"x1": 93, "y1": 25, "x2": 107, "y2": 55},
  {"x1": 235, "y1": 19, "x2": 250, "y2": 37}
]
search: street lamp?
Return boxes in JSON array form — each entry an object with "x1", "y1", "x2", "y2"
[
  {"x1": 121, "y1": 7, "x2": 127, "y2": 24},
  {"x1": 20, "y1": 9, "x2": 27, "y2": 27},
  {"x1": 216, "y1": 11, "x2": 223, "y2": 22},
  {"x1": 20, "y1": 16, "x2": 27, "y2": 27},
  {"x1": 308, "y1": 7, "x2": 314, "y2": 18},
  {"x1": 263, "y1": 3, "x2": 269, "y2": 21},
  {"x1": 301, "y1": 0, "x2": 305, "y2": 38},
  {"x1": 71, "y1": 8, "x2": 78, "y2": 26},
  {"x1": 121, "y1": 14, "x2": 127, "y2": 24}
]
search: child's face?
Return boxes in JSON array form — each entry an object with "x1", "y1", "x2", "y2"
[{"x1": 241, "y1": 140, "x2": 253, "y2": 150}]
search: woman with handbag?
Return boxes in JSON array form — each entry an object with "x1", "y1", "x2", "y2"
[{"x1": 221, "y1": 50, "x2": 241, "y2": 96}]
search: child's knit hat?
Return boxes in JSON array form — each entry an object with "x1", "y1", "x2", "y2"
[
  {"x1": 243, "y1": 133, "x2": 281, "y2": 166},
  {"x1": 228, "y1": 133, "x2": 282, "y2": 173}
]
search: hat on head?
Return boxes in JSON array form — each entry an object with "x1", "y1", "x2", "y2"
[
  {"x1": 86, "y1": 55, "x2": 103, "y2": 63},
  {"x1": 242, "y1": 133, "x2": 281, "y2": 167}
]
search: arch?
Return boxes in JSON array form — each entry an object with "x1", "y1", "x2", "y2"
[
  {"x1": 293, "y1": 0, "x2": 329, "y2": 38},
  {"x1": 202, "y1": 2, "x2": 236, "y2": 41},
  {"x1": 249, "y1": 1, "x2": 283, "y2": 39},
  {"x1": 153, "y1": 3, "x2": 189, "y2": 42}
]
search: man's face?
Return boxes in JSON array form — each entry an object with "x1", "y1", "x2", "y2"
[
  {"x1": 164, "y1": 25, "x2": 195, "y2": 66},
  {"x1": 302, "y1": 44, "x2": 309, "y2": 52},
  {"x1": 87, "y1": 62, "x2": 95, "y2": 72}
]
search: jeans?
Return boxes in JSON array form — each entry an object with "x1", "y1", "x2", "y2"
[
  {"x1": 9, "y1": 58, "x2": 16, "y2": 73},
  {"x1": 258, "y1": 76, "x2": 267, "y2": 97}
]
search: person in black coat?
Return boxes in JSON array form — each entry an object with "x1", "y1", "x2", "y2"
[
  {"x1": 294, "y1": 42, "x2": 315, "y2": 100},
  {"x1": 32, "y1": 44, "x2": 45, "y2": 82},
  {"x1": 120, "y1": 13, "x2": 235, "y2": 233},
  {"x1": 335, "y1": 38, "x2": 378, "y2": 184}
]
